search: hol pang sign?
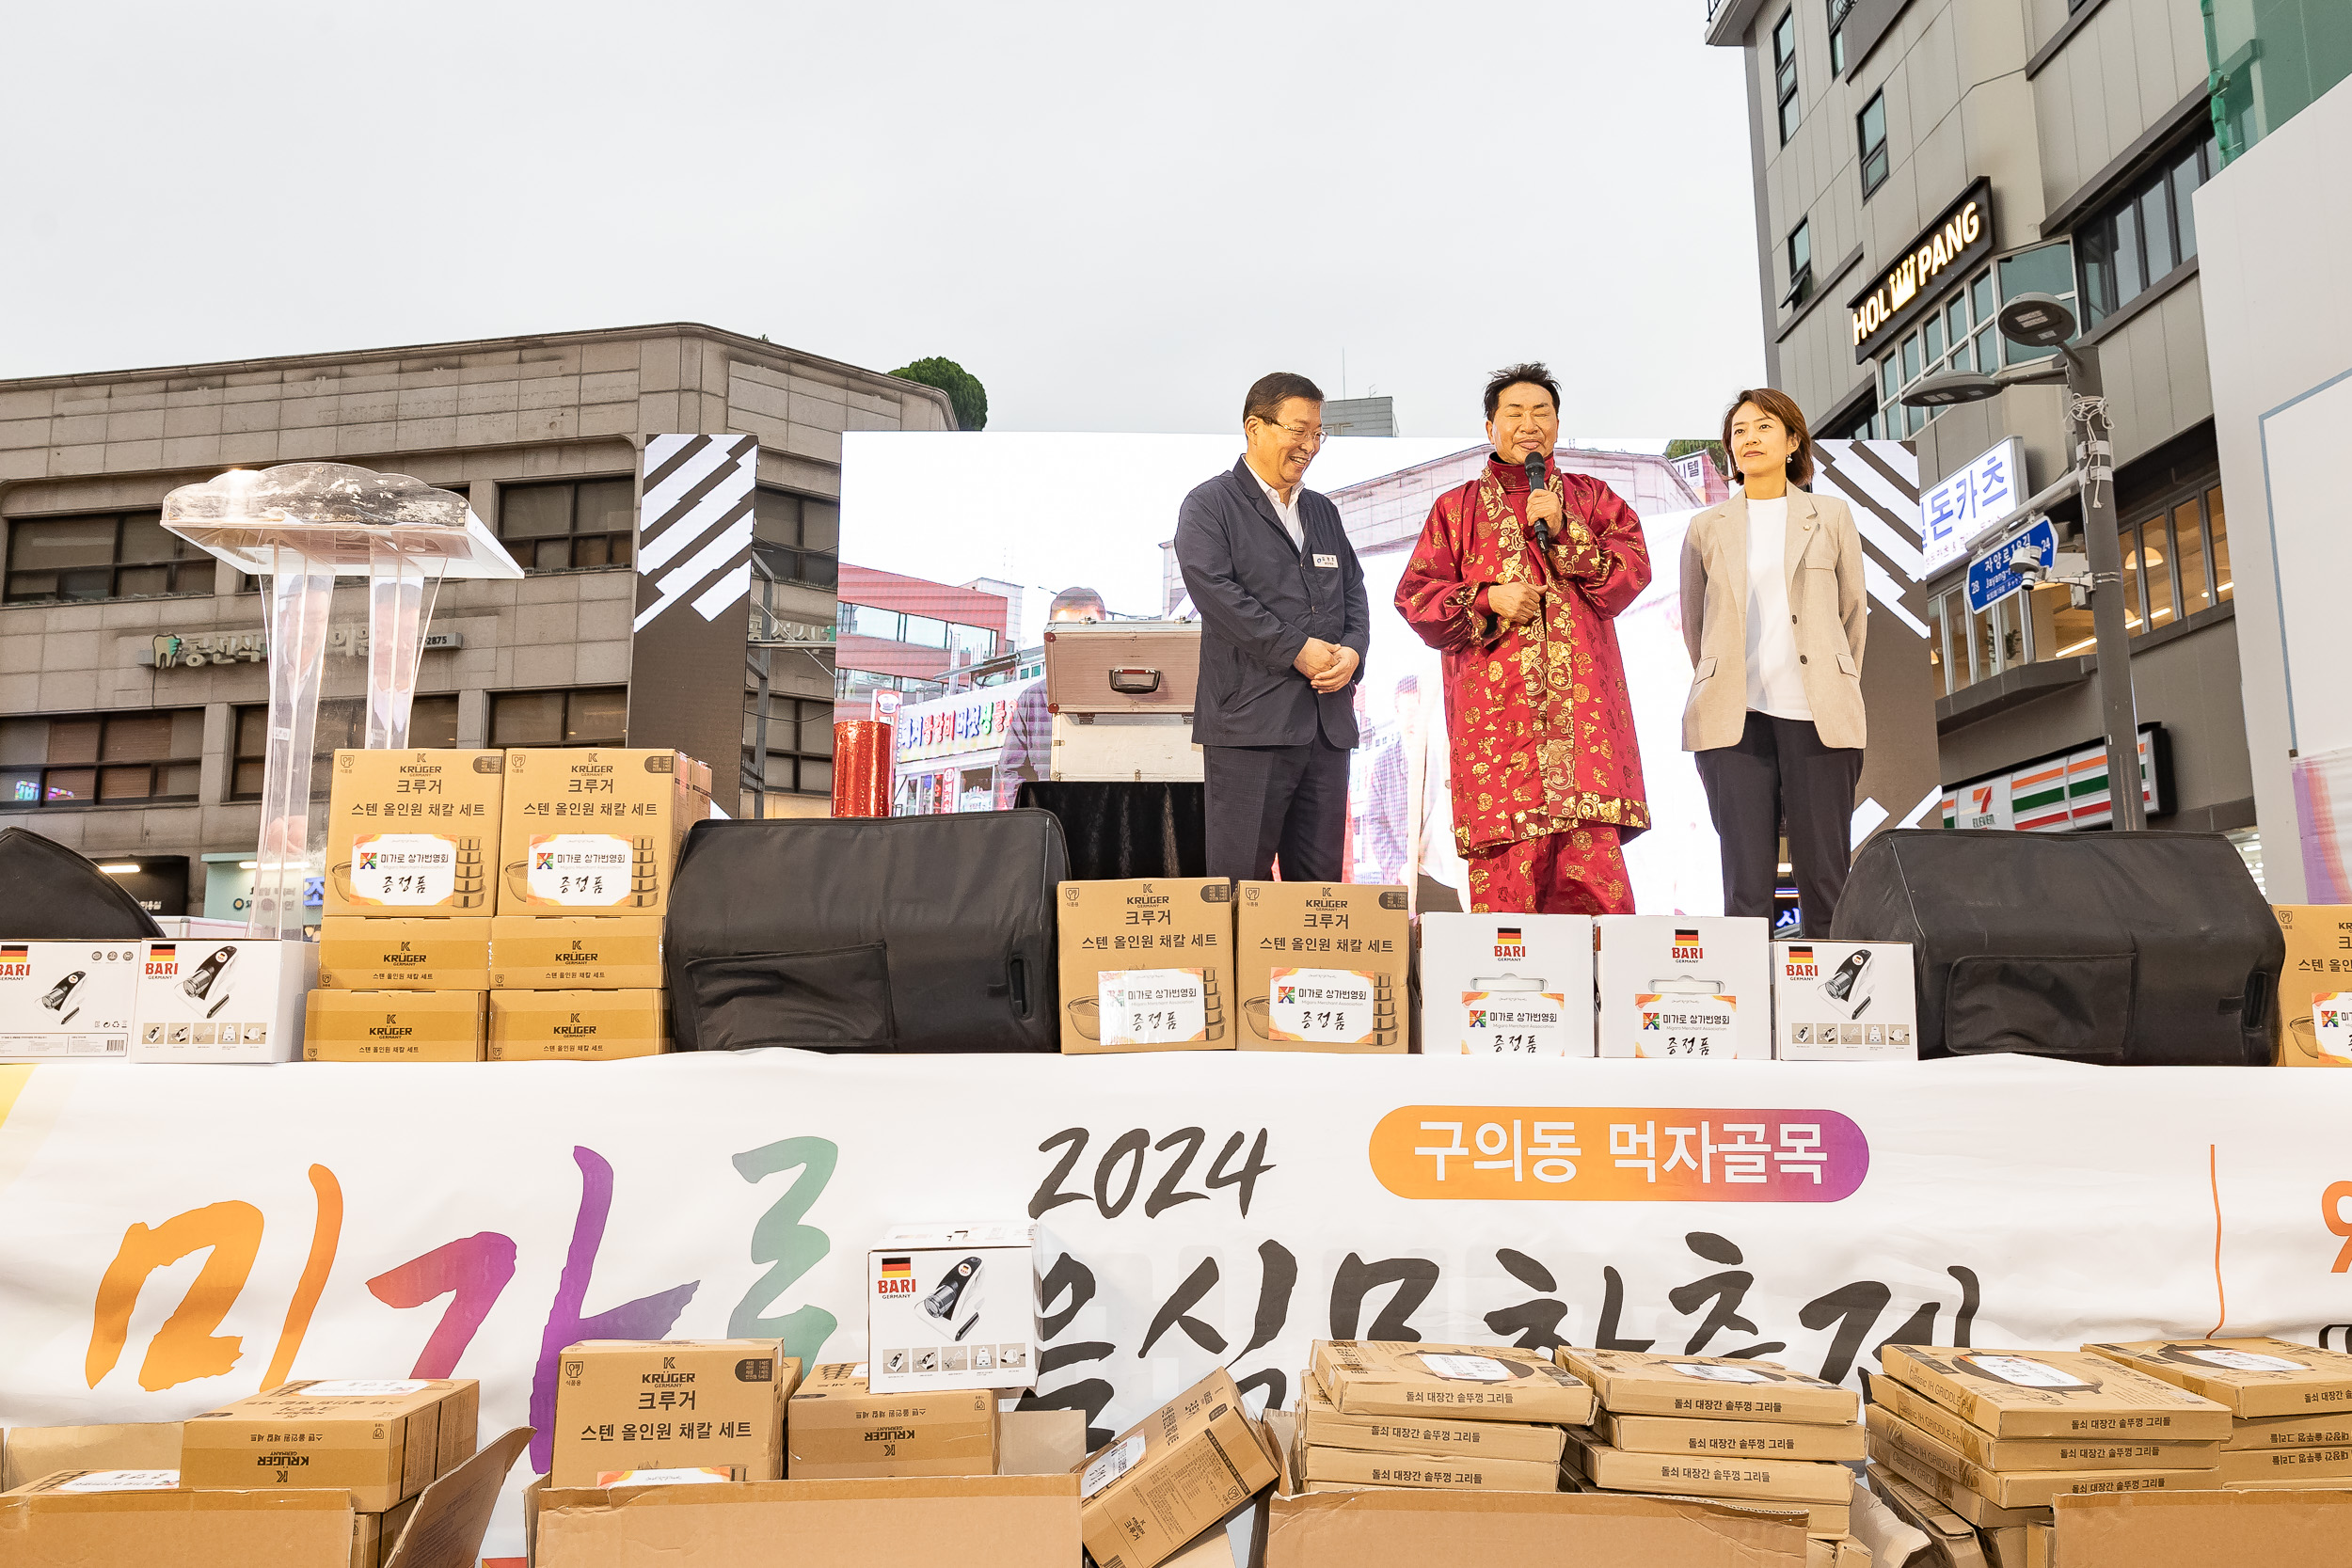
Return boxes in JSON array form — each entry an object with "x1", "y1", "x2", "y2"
[{"x1": 1851, "y1": 179, "x2": 1994, "y2": 360}]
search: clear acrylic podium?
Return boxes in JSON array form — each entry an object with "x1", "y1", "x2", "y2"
[{"x1": 160, "y1": 463, "x2": 523, "y2": 937}]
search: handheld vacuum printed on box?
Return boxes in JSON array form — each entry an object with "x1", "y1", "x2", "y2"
[{"x1": 867, "y1": 1223, "x2": 1049, "y2": 1393}]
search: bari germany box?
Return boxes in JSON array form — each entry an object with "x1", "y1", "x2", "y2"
[
  {"x1": 1771, "y1": 941, "x2": 1916, "y2": 1061},
  {"x1": 549, "y1": 1338, "x2": 799, "y2": 1488},
  {"x1": 498, "y1": 748, "x2": 709, "y2": 919},
  {"x1": 2083, "y1": 1338, "x2": 2352, "y2": 1419},
  {"x1": 1418, "y1": 912, "x2": 1597, "y2": 1057},
  {"x1": 1056, "y1": 879, "x2": 1233, "y2": 1053},
  {"x1": 304, "y1": 990, "x2": 485, "y2": 1062},
  {"x1": 787, "y1": 1361, "x2": 1000, "y2": 1479},
  {"x1": 867, "y1": 1224, "x2": 1048, "y2": 1393},
  {"x1": 2271, "y1": 906, "x2": 2352, "y2": 1066},
  {"x1": 487, "y1": 989, "x2": 669, "y2": 1060},
  {"x1": 0, "y1": 941, "x2": 138, "y2": 1062},
  {"x1": 1312, "y1": 1340, "x2": 1596, "y2": 1426},
  {"x1": 323, "y1": 749, "x2": 501, "y2": 918},
  {"x1": 319, "y1": 917, "x2": 491, "y2": 991},
  {"x1": 489, "y1": 915, "x2": 663, "y2": 990},
  {"x1": 129, "y1": 939, "x2": 315, "y2": 1064},
  {"x1": 1236, "y1": 881, "x2": 1408, "y2": 1053},
  {"x1": 180, "y1": 1377, "x2": 479, "y2": 1513},
  {"x1": 1596, "y1": 916, "x2": 1772, "y2": 1059}
]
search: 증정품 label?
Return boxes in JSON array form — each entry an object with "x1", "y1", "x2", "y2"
[
  {"x1": 1101, "y1": 968, "x2": 1206, "y2": 1046},
  {"x1": 350, "y1": 832, "x2": 456, "y2": 905},
  {"x1": 1460, "y1": 990, "x2": 1569, "y2": 1055},
  {"x1": 1269, "y1": 967, "x2": 1375, "y2": 1044},
  {"x1": 527, "y1": 833, "x2": 632, "y2": 906},
  {"x1": 1635, "y1": 991, "x2": 1738, "y2": 1057}
]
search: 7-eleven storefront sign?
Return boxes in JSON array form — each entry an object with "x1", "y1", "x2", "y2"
[{"x1": 1939, "y1": 727, "x2": 2162, "y2": 832}]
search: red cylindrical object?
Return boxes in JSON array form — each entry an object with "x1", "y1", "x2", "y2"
[{"x1": 832, "y1": 720, "x2": 894, "y2": 816}]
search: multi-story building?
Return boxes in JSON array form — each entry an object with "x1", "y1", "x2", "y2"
[
  {"x1": 1707, "y1": 0, "x2": 2275, "y2": 870},
  {"x1": 0, "y1": 323, "x2": 953, "y2": 913}
]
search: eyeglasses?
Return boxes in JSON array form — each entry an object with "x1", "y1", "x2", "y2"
[{"x1": 1253, "y1": 420, "x2": 1326, "y2": 447}]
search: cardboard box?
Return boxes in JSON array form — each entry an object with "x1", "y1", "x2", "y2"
[
  {"x1": 486, "y1": 989, "x2": 669, "y2": 1061},
  {"x1": 130, "y1": 938, "x2": 316, "y2": 1063},
  {"x1": 180, "y1": 1378, "x2": 479, "y2": 1513},
  {"x1": 549, "y1": 1339, "x2": 797, "y2": 1489},
  {"x1": 1258, "y1": 1487, "x2": 1813, "y2": 1568},
  {"x1": 2222, "y1": 1410, "x2": 2352, "y2": 1450},
  {"x1": 497, "y1": 748, "x2": 709, "y2": 919},
  {"x1": 1867, "y1": 1443, "x2": 2051, "y2": 1530},
  {"x1": 2271, "y1": 904, "x2": 2352, "y2": 1065},
  {"x1": 0, "y1": 1471, "x2": 355, "y2": 1567},
  {"x1": 1296, "y1": 1377, "x2": 1566, "y2": 1463},
  {"x1": 351, "y1": 1494, "x2": 417, "y2": 1568},
  {"x1": 534, "y1": 1474, "x2": 1082, "y2": 1567},
  {"x1": 1077, "y1": 1368, "x2": 1279, "y2": 1568},
  {"x1": 1867, "y1": 1467, "x2": 1997, "y2": 1568},
  {"x1": 0, "y1": 940, "x2": 139, "y2": 1061},
  {"x1": 1868, "y1": 1373, "x2": 2219, "y2": 1471},
  {"x1": 304, "y1": 990, "x2": 485, "y2": 1062},
  {"x1": 2216, "y1": 1442, "x2": 2352, "y2": 1483},
  {"x1": 787, "y1": 1361, "x2": 998, "y2": 1479},
  {"x1": 2081, "y1": 1336, "x2": 2352, "y2": 1418},
  {"x1": 1596, "y1": 915, "x2": 1772, "y2": 1058},
  {"x1": 319, "y1": 917, "x2": 492, "y2": 991},
  {"x1": 867, "y1": 1223, "x2": 1047, "y2": 1393},
  {"x1": 489, "y1": 915, "x2": 663, "y2": 990},
  {"x1": 1055, "y1": 879, "x2": 1235, "y2": 1053},
  {"x1": 1565, "y1": 1425, "x2": 1852, "y2": 1505},
  {"x1": 1312, "y1": 1340, "x2": 1595, "y2": 1426},
  {"x1": 1299, "y1": 1443, "x2": 1557, "y2": 1493},
  {"x1": 1235, "y1": 881, "x2": 1409, "y2": 1053},
  {"x1": 1862, "y1": 1404, "x2": 2217, "y2": 1508},
  {"x1": 1875, "y1": 1345, "x2": 2233, "y2": 1441},
  {"x1": 323, "y1": 749, "x2": 502, "y2": 918},
  {"x1": 1770, "y1": 941, "x2": 1917, "y2": 1061},
  {"x1": 2053, "y1": 1488, "x2": 2352, "y2": 1567},
  {"x1": 997, "y1": 1407, "x2": 1087, "y2": 1477},
  {"x1": 0, "y1": 1424, "x2": 183, "y2": 1492},
  {"x1": 1594, "y1": 1410, "x2": 1863, "y2": 1462},
  {"x1": 1417, "y1": 912, "x2": 1596, "y2": 1057},
  {"x1": 1559, "y1": 1349, "x2": 1858, "y2": 1426}
]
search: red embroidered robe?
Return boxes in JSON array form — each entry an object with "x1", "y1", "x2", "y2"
[{"x1": 1394, "y1": 455, "x2": 1651, "y2": 857}]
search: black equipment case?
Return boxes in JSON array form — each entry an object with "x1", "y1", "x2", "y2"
[
  {"x1": 1832, "y1": 830, "x2": 2281, "y2": 1065},
  {"x1": 0, "y1": 828, "x2": 165, "y2": 941},
  {"x1": 664, "y1": 810, "x2": 1067, "y2": 1053}
]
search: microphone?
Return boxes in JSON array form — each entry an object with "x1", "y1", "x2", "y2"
[{"x1": 1523, "y1": 451, "x2": 1551, "y2": 552}]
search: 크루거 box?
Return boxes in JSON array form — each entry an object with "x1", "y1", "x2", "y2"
[
  {"x1": 1874, "y1": 1345, "x2": 2233, "y2": 1441},
  {"x1": 1417, "y1": 912, "x2": 1596, "y2": 1057},
  {"x1": 1596, "y1": 916, "x2": 1772, "y2": 1059},
  {"x1": 548, "y1": 1338, "x2": 799, "y2": 1488},
  {"x1": 130, "y1": 939, "x2": 316, "y2": 1064},
  {"x1": 498, "y1": 749, "x2": 710, "y2": 919},
  {"x1": 1557, "y1": 1349, "x2": 1858, "y2": 1426},
  {"x1": 1311, "y1": 1340, "x2": 1595, "y2": 1427},
  {"x1": 1771, "y1": 941, "x2": 1917, "y2": 1061},
  {"x1": 2271, "y1": 906, "x2": 2352, "y2": 1066},
  {"x1": 0, "y1": 941, "x2": 139, "y2": 1061},
  {"x1": 2081, "y1": 1337, "x2": 2352, "y2": 1419},
  {"x1": 318, "y1": 917, "x2": 492, "y2": 991},
  {"x1": 786, "y1": 1362, "x2": 999, "y2": 1479},
  {"x1": 486, "y1": 990, "x2": 669, "y2": 1061},
  {"x1": 1235, "y1": 881, "x2": 1408, "y2": 1053},
  {"x1": 1055, "y1": 879, "x2": 1233, "y2": 1053},
  {"x1": 304, "y1": 990, "x2": 485, "y2": 1062},
  {"x1": 179, "y1": 1378, "x2": 479, "y2": 1513},
  {"x1": 1075, "y1": 1368, "x2": 1279, "y2": 1568},
  {"x1": 867, "y1": 1224, "x2": 1049, "y2": 1394},
  {"x1": 489, "y1": 916, "x2": 663, "y2": 990},
  {"x1": 323, "y1": 750, "x2": 502, "y2": 918}
]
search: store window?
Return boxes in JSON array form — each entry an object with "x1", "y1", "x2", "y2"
[
  {"x1": 1926, "y1": 532, "x2": 2095, "y2": 693},
  {"x1": 2076, "y1": 134, "x2": 2218, "y2": 329},
  {"x1": 836, "y1": 602, "x2": 994, "y2": 656},
  {"x1": 2121, "y1": 485, "x2": 2230, "y2": 638},
  {"x1": 230, "y1": 696, "x2": 459, "y2": 800},
  {"x1": 1773, "y1": 10, "x2": 1801, "y2": 144},
  {"x1": 498, "y1": 479, "x2": 634, "y2": 572},
  {"x1": 1827, "y1": 0, "x2": 1854, "y2": 71},
  {"x1": 4, "y1": 511, "x2": 212, "y2": 604},
  {"x1": 749, "y1": 696, "x2": 837, "y2": 796},
  {"x1": 752, "y1": 487, "x2": 840, "y2": 590},
  {"x1": 1785, "y1": 219, "x2": 1814, "y2": 309},
  {"x1": 0, "y1": 709, "x2": 204, "y2": 807},
  {"x1": 490, "y1": 687, "x2": 628, "y2": 748},
  {"x1": 1857, "y1": 90, "x2": 1888, "y2": 197}
]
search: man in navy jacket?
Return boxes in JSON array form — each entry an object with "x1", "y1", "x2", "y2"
[{"x1": 1175, "y1": 372, "x2": 1370, "y2": 880}]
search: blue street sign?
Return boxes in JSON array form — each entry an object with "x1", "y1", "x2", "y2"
[{"x1": 1966, "y1": 517, "x2": 2058, "y2": 614}]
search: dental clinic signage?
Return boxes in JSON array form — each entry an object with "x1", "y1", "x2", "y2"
[{"x1": 1851, "y1": 178, "x2": 1994, "y2": 362}]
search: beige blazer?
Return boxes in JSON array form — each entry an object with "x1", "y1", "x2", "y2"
[{"x1": 1678, "y1": 487, "x2": 1868, "y2": 752}]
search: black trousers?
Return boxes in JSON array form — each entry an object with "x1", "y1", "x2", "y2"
[
  {"x1": 1693, "y1": 711, "x2": 1864, "y2": 937},
  {"x1": 1203, "y1": 733, "x2": 1351, "y2": 881}
]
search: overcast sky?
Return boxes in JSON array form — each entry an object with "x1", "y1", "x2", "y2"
[{"x1": 1, "y1": 2, "x2": 1764, "y2": 438}]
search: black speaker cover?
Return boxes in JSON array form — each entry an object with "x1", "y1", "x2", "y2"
[
  {"x1": 1832, "y1": 829, "x2": 2280, "y2": 1065},
  {"x1": 0, "y1": 828, "x2": 166, "y2": 941},
  {"x1": 665, "y1": 810, "x2": 1068, "y2": 1053}
]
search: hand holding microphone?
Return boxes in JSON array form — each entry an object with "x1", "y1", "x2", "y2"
[{"x1": 1523, "y1": 451, "x2": 1556, "y2": 553}]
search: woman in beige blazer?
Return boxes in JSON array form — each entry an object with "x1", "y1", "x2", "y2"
[{"x1": 1679, "y1": 388, "x2": 1867, "y2": 935}]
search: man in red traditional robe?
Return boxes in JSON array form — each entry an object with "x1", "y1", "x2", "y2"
[{"x1": 1394, "y1": 363, "x2": 1650, "y2": 913}]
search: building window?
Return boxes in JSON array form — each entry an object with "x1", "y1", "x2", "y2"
[
  {"x1": 838, "y1": 601, "x2": 995, "y2": 657},
  {"x1": 1858, "y1": 90, "x2": 1889, "y2": 197},
  {"x1": 752, "y1": 487, "x2": 840, "y2": 590},
  {"x1": 2121, "y1": 485, "x2": 2231, "y2": 638},
  {"x1": 498, "y1": 479, "x2": 635, "y2": 572},
  {"x1": 0, "y1": 709, "x2": 203, "y2": 807},
  {"x1": 490, "y1": 687, "x2": 629, "y2": 748},
  {"x1": 230, "y1": 697, "x2": 459, "y2": 800},
  {"x1": 4, "y1": 511, "x2": 212, "y2": 605},
  {"x1": 1773, "y1": 10, "x2": 1801, "y2": 144},
  {"x1": 748, "y1": 696, "x2": 836, "y2": 796},
  {"x1": 1785, "y1": 219, "x2": 1815, "y2": 309},
  {"x1": 1870, "y1": 245, "x2": 2077, "y2": 436},
  {"x1": 1828, "y1": 0, "x2": 1854, "y2": 71},
  {"x1": 2076, "y1": 134, "x2": 2218, "y2": 330}
]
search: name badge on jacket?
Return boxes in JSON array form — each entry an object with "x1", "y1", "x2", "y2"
[{"x1": 1312, "y1": 553, "x2": 1338, "y2": 568}]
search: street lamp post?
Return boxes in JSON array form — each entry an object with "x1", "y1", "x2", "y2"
[{"x1": 1903, "y1": 292, "x2": 2146, "y2": 831}]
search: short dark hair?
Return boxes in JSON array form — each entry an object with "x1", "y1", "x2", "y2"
[
  {"x1": 1484, "y1": 363, "x2": 1561, "y2": 421},
  {"x1": 1720, "y1": 388, "x2": 1817, "y2": 489},
  {"x1": 1047, "y1": 586, "x2": 1105, "y2": 622},
  {"x1": 1243, "y1": 372, "x2": 1324, "y2": 427}
]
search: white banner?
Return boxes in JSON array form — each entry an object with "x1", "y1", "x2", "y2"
[{"x1": 1, "y1": 1053, "x2": 2347, "y2": 1558}]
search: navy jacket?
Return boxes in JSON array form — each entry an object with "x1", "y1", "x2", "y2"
[{"x1": 1174, "y1": 457, "x2": 1369, "y2": 748}]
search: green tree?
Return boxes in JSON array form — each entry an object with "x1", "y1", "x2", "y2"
[
  {"x1": 892, "y1": 356, "x2": 988, "y2": 431},
  {"x1": 1664, "y1": 437, "x2": 1728, "y2": 473}
]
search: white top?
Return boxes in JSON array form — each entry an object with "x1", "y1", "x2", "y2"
[
  {"x1": 1248, "y1": 463, "x2": 1305, "y2": 551},
  {"x1": 1742, "y1": 496, "x2": 1812, "y2": 720}
]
